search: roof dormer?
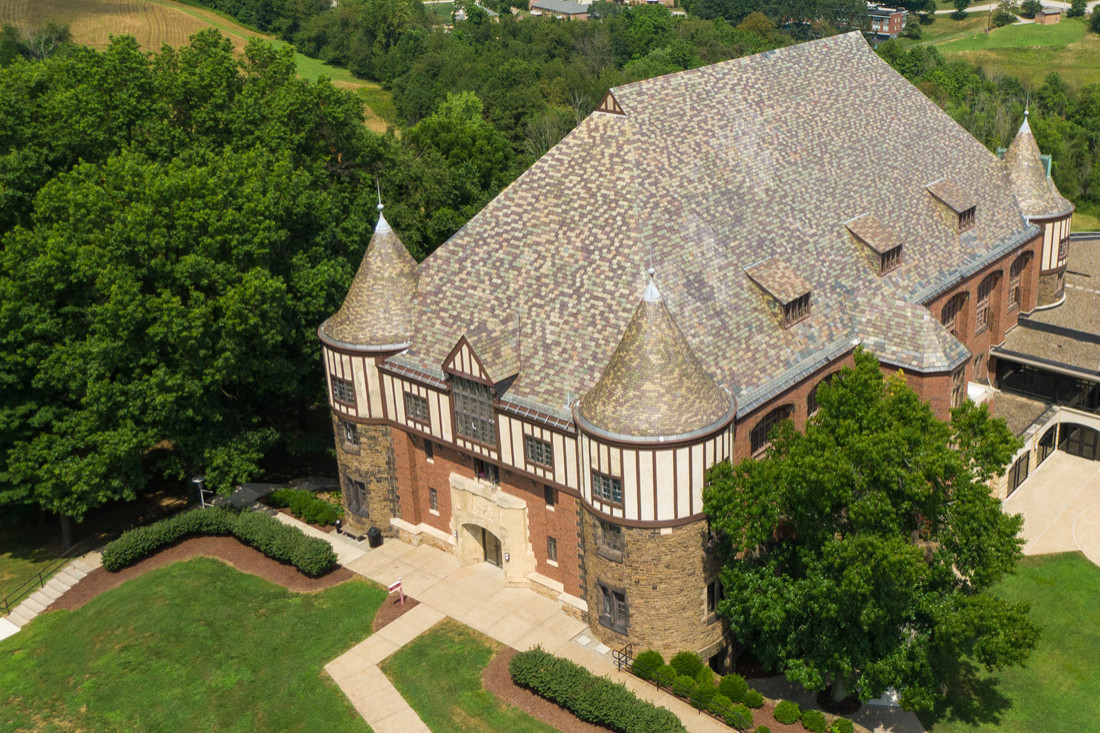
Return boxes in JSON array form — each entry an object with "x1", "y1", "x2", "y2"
[
  {"x1": 443, "y1": 318, "x2": 520, "y2": 392},
  {"x1": 745, "y1": 257, "x2": 812, "y2": 328},
  {"x1": 926, "y1": 178, "x2": 976, "y2": 233},
  {"x1": 846, "y1": 213, "x2": 903, "y2": 275}
]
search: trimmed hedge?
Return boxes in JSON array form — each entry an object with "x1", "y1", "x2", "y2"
[
  {"x1": 774, "y1": 700, "x2": 801, "y2": 725},
  {"x1": 509, "y1": 647, "x2": 685, "y2": 733},
  {"x1": 718, "y1": 673, "x2": 747, "y2": 704},
  {"x1": 744, "y1": 689, "x2": 765, "y2": 709},
  {"x1": 756, "y1": 727, "x2": 771, "y2": 733},
  {"x1": 672, "y1": 674, "x2": 697, "y2": 697},
  {"x1": 801, "y1": 709, "x2": 827, "y2": 733},
  {"x1": 268, "y1": 488, "x2": 343, "y2": 526},
  {"x1": 670, "y1": 651, "x2": 705, "y2": 678},
  {"x1": 689, "y1": 679, "x2": 717, "y2": 710},
  {"x1": 831, "y1": 719, "x2": 854, "y2": 733},
  {"x1": 632, "y1": 650, "x2": 664, "y2": 681},
  {"x1": 102, "y1": 507, "x2": 338, "y2": 577}
]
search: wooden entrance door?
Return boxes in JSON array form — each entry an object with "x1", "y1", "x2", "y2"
[{"x1": 482, "y1": 528, "x2": 502, "y2": 567}]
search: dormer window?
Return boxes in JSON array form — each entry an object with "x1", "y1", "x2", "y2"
[
  {"x1": 958, "y1": 206, "x2": 976, "y2": 233},
  {"x1": 784, "y1": 293, "x2": 811, "y2": 326},
  {"x1": 846, "y1": 214, "x2": 903, "y2": 276},
  {"x1": 926, "y1": 179, "x2": 977, "y2": 234},
  {"x1": 745, "y1": 257, "x2": 812, "y2": 329},
  {"x1": 452, "y1": 375, "x2": 496, "y2": 447}
]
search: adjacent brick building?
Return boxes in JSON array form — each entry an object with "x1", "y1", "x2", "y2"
[{"x1": 318, "y1": 33, "x2": 1055, "y2": 663}]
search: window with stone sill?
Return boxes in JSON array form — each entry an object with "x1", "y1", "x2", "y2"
[
  {"x1": 975, "y1": 274, "x2": 996, "y2": 335},
  {"x1": 1009, "y1": 255, "x2": 1026, "y2": 310},
  {"x1": 474, "y1": 458, "x2": 499, "y2": 487},
  {"x1": 425, "y1": 440, "x2": 434, "y2": 462},
  {"x1": 339, "y1": 418, "x2": 359, "y2": 446},
  {"x1": 596, "y1": 519, "x2": 625, "y2": 562},
  {"x1": 547, "y1": 536, "x2": 558, "y2": 564},
  {"x1": 591, "y1": 470, "x2": 623, "y2": 505},
  {"x1": 544, "y1": 484, "x2": 556, "y2": 509},
  {"x1": 429, "y1": 487, "x2": 438, "y2": 513},
  {"x1": 524, "y1": 435, "x2": 553, "y2": 468},
  {"x1": 941, "y1": 293, "x2": 966, "y2": 338},
  {"x1": 345, "y1": 476, "x2": 368, "y2": 518},
  {"x1": 706, "y1": 578, "x2": 724, "y2": 623},
  {"x1": 332, "y1": 377, "x2": 356, "y2": 406},
  {"x1": 598, "y1": 581, "x2": 628, "y2": 634}
]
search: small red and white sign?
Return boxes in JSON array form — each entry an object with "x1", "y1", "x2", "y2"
[{"x1": 388, "y1": 578, "x2": 404, "y2": 605}]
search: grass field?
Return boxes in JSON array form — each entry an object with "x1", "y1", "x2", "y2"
[
  {"x1": 0, "y1": 0, "x2": 395, "y2": 131},
  {"x1": 0, "y1": 558, "x2": 383, "y2": 732},
  {"x1": 919, "y1": 552, "x2": 1100, "y2": 733},
  {"x1": 425, "y1": 2, "x2": 455, "y2": 25},
  {"x1": 1074, "y1": 209, "x2": 1100, "y2": 231},
  {"x1": 381, "y1": 619, "x2": 555, "y2": 733},
  {"x1": 911, "y1": 15, "x2": 1100, "y2": 88}
]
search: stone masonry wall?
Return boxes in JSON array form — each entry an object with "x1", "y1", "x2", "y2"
[
  {"x1": 333, "y1": 417, "x2": 399, "y2": 535},
  {"x1": 581, "y1": 507, "x2": 725, "y2": 660}
]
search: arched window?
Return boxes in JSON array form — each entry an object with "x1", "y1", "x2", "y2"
[
  {"x1": 807, "y1": 374, "x2": 836, "y2": 416},
  {"x1": 1008, "y1": 254, "x2": 1029, "y2": 310},
  {"x1": 941, "y1": 293, "x2": 967, "y2": 338},
  {"x1": 750, "y1": 404, "x2": 793, "y2": 456},
  {"x1": 975, "y1": 273, "x2": 999, "y2": 334}
]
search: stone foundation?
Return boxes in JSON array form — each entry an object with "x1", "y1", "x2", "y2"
[
  {"x1": 580, "y1": 508, "x2": 726, "y2": 659},
  {"x1": 1037, "y1": 270, "x2": 1065, "y2": 308}
]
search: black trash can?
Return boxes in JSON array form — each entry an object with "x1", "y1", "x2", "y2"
[{"x1": 367, "y1": 526, "x2": 383, "y2": 548}]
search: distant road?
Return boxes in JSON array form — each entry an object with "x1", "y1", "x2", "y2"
[{"x1": 934, "y1": 1, "x2": 1100, "y2": 14}]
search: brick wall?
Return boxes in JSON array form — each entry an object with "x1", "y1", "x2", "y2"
[{"x1": 581, "y1": 507, "x2": 725, "y2": 660}]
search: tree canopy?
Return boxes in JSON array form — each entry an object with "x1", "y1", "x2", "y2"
[{"x1": 703, "y1": 350, "x2": 1037, "y2": 710}]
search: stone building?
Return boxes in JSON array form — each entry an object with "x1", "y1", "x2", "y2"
[{"x1": 318, "y1": 33, "x2": 1056, "y2": 663}]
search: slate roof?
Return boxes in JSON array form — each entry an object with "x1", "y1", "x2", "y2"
[
  {"x1": 846, "y1": 213, "x2": 903, "y2": 255},
  {"x1": 745, "y1": 257, "x2": 811, "y2": 304},
  {"x1": 990, "y1": 392, "x2": 1053, "y2": 437},
  {"x1": 576, "y1": 273, "x2": 733, "y2": 439},
  {"x1": 388, "y1": 33, "x2": 1035, "y2": 429},
  {"x1": 926, "y1": 178, "x2": 976, "y2": 214},
  {"x1": 1003, "y1": 115, "x2": 1073, "y2": 219},
  {"x1": 322, "y1": 206, "x2": 418, "y2": 349}
]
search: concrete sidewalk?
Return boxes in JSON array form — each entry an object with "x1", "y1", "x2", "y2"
[{"x1": 1004, "y1": 451, "x2": 1100, "y2": 565}]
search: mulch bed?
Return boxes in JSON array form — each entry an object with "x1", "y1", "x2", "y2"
[
  {"x1": 372, "y1": 593, "x2": 420, "y2": 633},
  {"x1": 48, "y1": 536, "x2": 354, "y2": 612},
  {"x1": 482, "y1": 647, "x2": 609, "y2": 733}
]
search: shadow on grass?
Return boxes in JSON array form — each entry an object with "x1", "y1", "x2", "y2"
[{"x1": 918, "y1": 660, "x2": 1013, "y2": 730}]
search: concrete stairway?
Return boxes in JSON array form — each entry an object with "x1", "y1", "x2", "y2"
[{"x1": 5, "y1": 553, "x2": 102, "y2": 629}]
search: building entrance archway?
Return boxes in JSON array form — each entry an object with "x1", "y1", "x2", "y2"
[
  {"x1": 1059, "y1": 423, "x2": 1100, "y2": 461},
  {"x1": 462, "y1": 523, "x2": 503, "y2": 567},
  {"x1": 449, "y1": 472, "x2": 535, "y2": 585}
]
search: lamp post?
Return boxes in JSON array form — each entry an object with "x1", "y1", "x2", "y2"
[{"x1": 192, "y1": 474, "x2": 207, "y2": 509}]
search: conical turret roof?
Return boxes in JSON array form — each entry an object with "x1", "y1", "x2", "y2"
[
  {"x1": 322, "y1": 205, "x2": 418, "y2": 348},
  {"x1": 1004, "y1": 114, "x2": 1072, "y2": 218},
  {"x1": 576, "y1": 271, "x2": 733, "y2": 439}
]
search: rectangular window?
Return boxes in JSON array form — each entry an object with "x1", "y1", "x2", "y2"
[
  {"x1": 783, "y1": 293, "x2": 811, "y2": 327},
  {"x1": 547, "y1": 536, "x2": 558, "y2": 563},
  {"x1": 706, "y1": 578, "x2": 723, "y2": 620},
  {"x1": 975, "y1": 275, "x2": 994, "y2": 334},
  {"x1": 345, "y1": 476, "x2": 368, "y2": 518},
  {"x1": 958, "y1": 206, "x2": 976, "y2": 233},
  {"x1": 425, "y1": 440, "x2": 434, "y2": 461},
  {"x1": 404, "y1": 392, "x2": 430, "y2": 425},
  {"x1": 1009, "y1": 258, "x2": 1024, "y2": 310},
  {"x1": 332, "y1": 377, "x2": 356, "y2": 406},
  {"x1": 880, "y1": 245, "x2": 902, "y2": 275},
  {"x1": 474, "y1": 458, "x2": 499, "y2": 486},
  {"x1": 429, "y1": 487, "x2": 438, "y2": 512},
  {"x1": 453, "y1": 376, "x2": 496, "y2": 446},
  {"x1": 591, "y1": 470, "x2": 623, "y2": 505},
  {"x1": 1007, "y1": 454, "x2": 1029, "y2": 496},
  {"x1": 941, "y1": 294, "x2": 965, "y2": 338},
  {"x1": 596, "y1": 519, "x2": 624, "y2": 561},
  {"x1": 598, "y1": 582, "x2": 628, "y2": 633},
  {"x1": 544, "y1": 484, "x2": 556, "y2": 508},
  {"x1": 524, "y1": 435, "x2": 554, "y2": 468},
  {"x1": 339, "y1": 419, "x2": 359, "y2": 445}
]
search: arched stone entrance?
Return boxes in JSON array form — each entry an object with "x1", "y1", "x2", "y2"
[{"x1": 449, "y1": 473, "x2": 535, "y2": 586}]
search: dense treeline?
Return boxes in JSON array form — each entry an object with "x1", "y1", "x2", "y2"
[{"x1": 878, "y1": 41, "x2": 1100, "y2": 219}]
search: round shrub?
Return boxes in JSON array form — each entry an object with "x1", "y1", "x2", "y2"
[
  {"x1": 757, "y1": 727, "x2": 771, "y2": 733},
  {"x1": 291, "y1": 537, "x2": 338, "y2": 577},
  {"x1": 695, "y1": 666, "x2": 715, "y2": 686},
  {"x1": 689, "y1": 680, "x2": 717, "y2": 710},
  {"x1": 672, "y1": 674, "x2": 697, "y2": 698},
  {"x1": 831, "y1": 718, "x2": 855, "y2": 733},
  {"x1": 802, "y1": 709, "x2": 827, "y2": 733},
  {"x1": 632, "y1": 649, "x2": 665, "y2": 681},
  {"x1": 708, "y1": 693, "x2": 733, "y2": 716},
  {"x1": 670, "y1": 651, "x2": 705, "y2": 678},
  {"x1": 744, "y1": 689, "x2": 765, "y2": 709},
  {"x1": 656, "y1": 664, "x2": 679, "y2": 687},
  {"x1": 718, "y1": 672, "x2": 748, "y2": 703},
  {"x1": 774, "y1": 700, "x2": 801, "y2": 725},
  {"x1": 722, "y1": 702, "x2": 753, "y2": 729}
]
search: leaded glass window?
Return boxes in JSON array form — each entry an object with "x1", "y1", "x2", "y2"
[{"x1": 452, "y1": 376, "x2": 496, "y2": 446}]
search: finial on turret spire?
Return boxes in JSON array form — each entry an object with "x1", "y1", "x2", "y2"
[
  {"x1": 374, "y1": 177, "x2": 391, "y2": 233},
  {"x1": 643, "y1": 267, "x2": 661, "y2": 302},
  {"x1": 376, "y1": 178, "x2": 384, "y2": 212}
]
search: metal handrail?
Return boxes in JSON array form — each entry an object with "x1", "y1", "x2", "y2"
[{"x1": 1, "y1": 540, "x2": 93, "y2": 616}]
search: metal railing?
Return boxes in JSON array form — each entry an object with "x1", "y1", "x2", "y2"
[
  {"x1": 612, "y1": 642, "x2": 633, "y2": 671},
  {"x1": 1, "y1": 540, "x2": 93, "y2": 616}
]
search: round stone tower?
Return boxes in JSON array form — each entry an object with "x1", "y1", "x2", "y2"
[
  {"x1": 318, "y1": 204, "x2": 419, "y2": 534},
  {"x1": 1004, "y1": 112, "x2": 1074, "y2": 308},
  {"x1": 573, "y1": 270, "x2": 735, "y2": 662}
]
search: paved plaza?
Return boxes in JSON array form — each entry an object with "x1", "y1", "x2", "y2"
[{"x1": 1004, "y1": 451, "x2": 1100, "y2": 566}]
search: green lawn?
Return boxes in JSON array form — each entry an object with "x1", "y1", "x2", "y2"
[
  {"x1": 425, "y1": 2, "x2": 455, "y2": 25},
  {"x1": 0, "y1": 520, "x2": 61, "y2": 602},
  {"x1": 381, "y1": 619, "x2": 555, "y2": 733},
  {"x1": 919, "y1": 552, "x2": 1100, "y2": 733},
  {"x1": 1073, "y1": 209, "x2": 1100, "y2": 232},
  {"x1": 0, "y1": 557, "x2": 384, "y2": 732},
  {"x1": 905, "y1": 14, "x2": 991, "y2": 46}
]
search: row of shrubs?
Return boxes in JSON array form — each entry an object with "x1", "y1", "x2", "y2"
[
  {"x1": 509, "y1": 647, "x2": 686, "y2": 733},
  {"x1": 631, "y1": 650, "x2": 853, "y2": 733},
  {"x1": 267, "y1": 488, "x2": 343, "y2": 526},
  {"x1": 101, "y1": 507, "x2": 338, "y2": 577}
]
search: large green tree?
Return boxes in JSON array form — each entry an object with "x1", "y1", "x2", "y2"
[{"x1": 703, "y1": 350, "x2": 1037, "y2": 710}]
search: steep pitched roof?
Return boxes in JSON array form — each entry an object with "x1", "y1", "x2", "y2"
[
  {"x1": 322, "y1": 206, "x2": 418, "y2": 349},
  {"x1": 576, "y1": 273, "x2": 733, "y2": 438},
  {"x1": 393, "y1": 33, "x2": 1036, "y2": 422},
  {"x1": 1003, "y1": 115, "x2": 1073, "y2": 219}
]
